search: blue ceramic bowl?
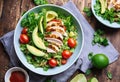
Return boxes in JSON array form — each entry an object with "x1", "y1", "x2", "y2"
[
  {"x1": 91, "y1": 0, "x2": 120, "y2": 28},
  {"x1": 14, "y1": 4, "x2": 84, "y2": 75}
]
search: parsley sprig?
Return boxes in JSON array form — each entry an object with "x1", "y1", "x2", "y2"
[{"x1": 92, "y1": 29, "x2": 109, "y2": 46}]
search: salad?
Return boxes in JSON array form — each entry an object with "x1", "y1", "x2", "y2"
[
  {"x1": 94, "y1": 0, "x2": 120, "y2": 23},
  {"x1": 19, "y1": 9, "x2": 78, "y2": 71}
]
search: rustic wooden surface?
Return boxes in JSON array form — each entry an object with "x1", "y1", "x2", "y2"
[{"x1": 0, "y1": 0, "x2": 120, "y2": 82}]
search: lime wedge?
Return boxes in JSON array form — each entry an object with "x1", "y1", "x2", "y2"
[
  {"x1": 70, "y1": 74, "x2": 87, "y2": 82},
  {"x1": 88, "y1": 77, "x2": 98, "y2": 82}
]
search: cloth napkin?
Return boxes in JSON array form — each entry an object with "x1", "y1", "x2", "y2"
[{"x1": 0, "y1": 1, "x2": 119, "y2": 82}]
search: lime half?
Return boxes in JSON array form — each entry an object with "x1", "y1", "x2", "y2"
[
  {"x1": 88, "y1": 77, "x2": 98, "y2": 82},
  {"x1": 70, "y1": 74, "x2": 87, "y2": 82}
]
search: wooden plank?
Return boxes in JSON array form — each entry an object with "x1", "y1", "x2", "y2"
[
  {"x1": 0, "y1": 0, "x2": 120, "y2": 82},
  {"x1": 0, "y1": 0, "x2": 3, "y2": 18}
]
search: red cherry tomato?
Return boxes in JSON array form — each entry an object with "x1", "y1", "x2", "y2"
[
  {"x1": 62, "y1": 50, "x2": 72, "y2": 59},
  {"x1": 22, "y1": 27, "x2": 28, "y2": 34},
  {"x1": 20, "y1": 34, "x2": 29, "y2": 44},
  {"x1": 61, "y1": 59, "x2": 67, "y2": 65},
  {"x1": 49, "y1": 58, "x2": 57, "y2": 67},
  {"x1": 67, "y1": 38, "x2": 76, "y2": 48}
]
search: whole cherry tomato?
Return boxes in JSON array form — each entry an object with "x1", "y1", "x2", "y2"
[
  {"x1": 49, "y1": 58, "x2": 57, "y2": 67},
  {"x1": 62, "y1": 50, "x2": 72, "y2": 59},
  {"x1": 20, "y1": 34, "x2": 29, "y2": 44},
  {"x1": 22, "y1": 27, "x2": 28, "y2": 34},
  {"x1": 67, "y1": 38, "x2": 76, "y2": 48}
]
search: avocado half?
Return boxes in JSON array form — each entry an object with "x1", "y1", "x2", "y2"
[
  {"x1": 26, "y1": 44, "x2": 46, "y2": 56},
  {"x1": 32, "y1": 26, "x2": 46, "y2": 50}
]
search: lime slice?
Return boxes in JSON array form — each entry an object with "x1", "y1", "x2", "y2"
[
  {"x1": 70, "y1": 74, "x2": 87, "y2": 82},
  {"x1": 88, "y1": 77, "x2": 98, "y2": 82}
]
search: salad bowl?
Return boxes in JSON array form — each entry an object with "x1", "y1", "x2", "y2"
[
  {"x1": 91, "y1": 0, "x2": 120, "y2": 28},
  {"x1": 14, "y1": 4, "x2": 84, "y2": 75}
]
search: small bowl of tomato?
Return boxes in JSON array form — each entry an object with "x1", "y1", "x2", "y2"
[{"x1": 4, "y1": 67, "x2": 29, "y2": 82}]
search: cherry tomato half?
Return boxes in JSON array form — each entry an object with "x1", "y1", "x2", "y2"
[
  {"x1": 20, "y1": 34, "x2": 29, "y2": 44},
  {"x1": 49, "y1": 58, "x2": 57, "y2": 67},
  {"x1": 22, "y1": 27, "x2": 28, "y2": 34},
  {"x1": 61, "y1": 59, "x2": 67, "y2": 65},
  {"x1": 67, "y1": 38, "x2": 76, "y2": 48},
  {"x1": 62, "y1": 50, "x2": 72, "y2": 59}
]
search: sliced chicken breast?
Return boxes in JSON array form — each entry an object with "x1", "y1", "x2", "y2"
[
  {"x1": 45, "y1": 37, "x2": 63, "y2": 47},
  {"x1": 48, "y1": 44, "x2": 59, "y2": 52},
  {"x1": 47, "y1": 47, "x2": 56, "y2": 53},
  {"x1": 46, "y1": 26, "x2": 67, "y2": 36}
]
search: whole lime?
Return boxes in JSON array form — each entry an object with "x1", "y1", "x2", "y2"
[{"x1": 91, "y1": 54, "x2": 109, "y2": 69}]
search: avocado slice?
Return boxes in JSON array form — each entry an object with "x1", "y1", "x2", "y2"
[
  {"x1": 46, "y1": 11, "x2": 58, "y2": 22},
  {"x1": 38, "y1": 16, "x2": 44, "y2": 34},
  {"x1": 32, "y1": 27, "x2": 46, "y2": 50},
  {"x1": 26, "y1": 44, "x2": 45, "y2": 57},
  {"x1": 99, "y1": 0, "x2": 107, "y2": 14}
]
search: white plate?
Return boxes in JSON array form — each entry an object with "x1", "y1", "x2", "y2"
[
  {"x1": 91, "y1": 0, "x2": 120, "y2": 28},
  {"x1": 14, "y1": 4, "x2": 84, "y2": 75}
]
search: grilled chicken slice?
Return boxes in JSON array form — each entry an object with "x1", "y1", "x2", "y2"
[
  {"x1": 51, "y1": 31, "x2": 63, "y2": 40},
  {"x1": 47, "y1": 47, "x2": 56, "y2": 53},
  {"x1": 108, "y1": 0, "x2": 115, "y2": 10},
  {"x1": 48, "y1": 44, "x2": 59, "y2": 52},
  {"x1": 46, "y1": 26, "x2": 67, "y2": 36},
  {"x1": 114, "y1": 0, "x2": 120, "y2": 11},
  {"x1": 47, "y1": 20, "x2": 62, "y2": 27},
  {"x1": 108, "y1": 0, "x2": 120, "y2": 11},
  {"x1": 45, "y1": 31, "x2": 63, "y2": 41},
  {"x1": 45, "y1": 37, "x2": 63, "y2": 47}
]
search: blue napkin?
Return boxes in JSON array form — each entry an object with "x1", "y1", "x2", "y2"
[{"x1": 0, "y1": 1, "x2": 119, "y2": 82}]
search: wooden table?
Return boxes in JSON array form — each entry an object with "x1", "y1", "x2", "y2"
[{"x1": 0, "y1": 0, "x2": 120, "y2": 82}]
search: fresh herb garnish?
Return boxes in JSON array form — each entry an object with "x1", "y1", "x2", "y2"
[
  {"x1": 85, "y1": 69, "x2": 92, "y2": 75},
  {"x1": 107, "y1": 71, "x2": 112, "y2": 80},
  {"x1": 33, "y1": 0, "x2": 48, "y2": 5},
  {"x1": 92, "y1": 29, "x2": 109, "y2": 46},
  {"x1": 83, "y1": 7, "x2": 92, "y2": 17},
  {"x1": 88, "y1": 52, "x2": 94, "y2": 60}
]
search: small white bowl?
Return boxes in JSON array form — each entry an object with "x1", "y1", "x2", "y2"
[{"x1": 4, "y1": 67, "x2": 29, "y2": 82}]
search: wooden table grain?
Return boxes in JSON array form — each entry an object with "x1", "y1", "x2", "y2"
[{"x1": 0, "y1": 0, "x2": 120, "y2": 82}]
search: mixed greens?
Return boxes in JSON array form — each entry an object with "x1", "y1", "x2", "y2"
[
  {"x1": 94, "y1": 0, "x2": 120, "y2": 23},
  {"x1": 20, "y1": 9, "x2": 78, "y2": 71}
]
